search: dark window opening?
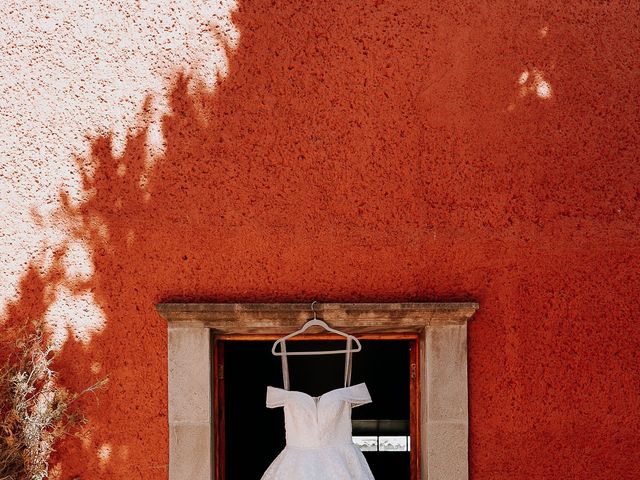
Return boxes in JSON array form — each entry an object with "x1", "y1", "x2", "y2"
[{"x1": 218, "y1": 338, "x2": 417, "y2": 479}]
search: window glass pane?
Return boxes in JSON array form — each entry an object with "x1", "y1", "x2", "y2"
[
  {"x1": 224, "y1": 340, "x2": 413, "y2": 477},
  {"x1": 353, "y1": 436, "x2": 378, "y2": 451},
  {"x1": 379, "y1": 436, "x2": 407, "y2": 452}
]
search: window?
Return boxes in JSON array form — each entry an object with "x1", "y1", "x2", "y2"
[
  {"x1": 159, "y1": 302, "x2": 478, "y2": 480},
  {"x1": 217, "y1": 338, "x2": 419, "y2": 478}
]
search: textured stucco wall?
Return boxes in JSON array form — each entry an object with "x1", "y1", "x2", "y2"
[
  {"x1": 0, "y1": 0, "x2": 238, "y2": 348},
  {"x1": 1, "y1": 0, "x2": 639, "y2": 478}
]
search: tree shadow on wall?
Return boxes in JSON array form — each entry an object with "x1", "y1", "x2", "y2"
[{"x1": 1, "y1": 73, "x2": 230, "y2": 478}]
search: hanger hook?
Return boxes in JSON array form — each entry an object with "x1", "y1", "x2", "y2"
[{"x1": 310, "y1": 300, "x2": 318, "y2": 320}]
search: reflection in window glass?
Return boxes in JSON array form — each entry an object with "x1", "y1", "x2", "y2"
[
  {"x1": 353, "y1": 436, "x2": 410, "y2": 452},
  {"x1": 379, "y1": 436, "x2": 407, "y2": 451},
  {"x1": 353, "y1": 436, "x2": 378, "y2": 451}
]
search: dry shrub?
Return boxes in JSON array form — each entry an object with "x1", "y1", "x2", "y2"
[{"x1": 0, "y1": 320, "x2": 108, "y2": 480}]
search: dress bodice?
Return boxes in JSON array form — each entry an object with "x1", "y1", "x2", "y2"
[{"x1": 266, "y1": 383, "x2": 372, "y2": 449}]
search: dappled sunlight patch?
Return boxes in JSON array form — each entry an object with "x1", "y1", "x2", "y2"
[
  {"x1": 517, "y1": 68, "x2": 553, "y2": 100},
  {"x1": 97, "y1": 443, "x2": 112, "y2": 468},
  {"x1": 61, "y1": 240, "x2": 95, "y2": 280},
  {"x1": 43, "y1": 287, "x2": 107, "y2": 351},
  {"x1": 518, "y1": 70, "x2": 530, "y2": 85},
  {"x1": 517, "y1": 68, "x2": 551, "y2": 99},
  {"x1": 535, "y1": 75, "x2": 552, "y2": 99},
  {"x1": 507, "y1": 25, "x2": 555, "y2": 112},
  {"x1": 508, "y1": 67, "x2": 554, "y2": 111}
]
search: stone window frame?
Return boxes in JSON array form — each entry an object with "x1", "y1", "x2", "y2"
[{"x1": 157, "y1": 302, "x2": 479, "y2": 480}]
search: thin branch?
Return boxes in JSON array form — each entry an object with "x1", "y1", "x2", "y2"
[{"x1": 0, "y1": 319, "x2": 107, "y2": 479}]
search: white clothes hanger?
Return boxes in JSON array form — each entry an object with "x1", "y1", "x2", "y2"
[
  {"x1": 271, "y1": 301, "x2": 362, "y2": 356},
  {"x1": 271, "y1": 301, "x2": 362, "y2": 390}
]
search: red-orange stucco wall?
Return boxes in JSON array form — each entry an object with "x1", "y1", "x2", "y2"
[{"x1": 4, "y1": 0, "x2": 639, "y2": 478}]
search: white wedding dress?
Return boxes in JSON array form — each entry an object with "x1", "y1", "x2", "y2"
[{"x1": 260, "y1": 382, "x2": 375, "y2": 479}]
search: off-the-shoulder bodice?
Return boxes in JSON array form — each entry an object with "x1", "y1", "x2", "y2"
[{"x1": 265, "y1": 383, "x2": 371, "y2": 449}]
